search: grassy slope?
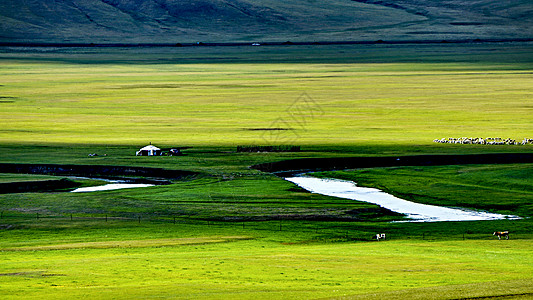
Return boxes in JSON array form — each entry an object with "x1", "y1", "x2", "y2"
[
  {"x1": 0, "y1": 0, "x2": 424, "y2": 43},
  {"x1": 0, "y1": 44, "x2": 532, "y2": 298},
  {"x1": 1, "y1": 0, "x2": 532, "y2": 43}
]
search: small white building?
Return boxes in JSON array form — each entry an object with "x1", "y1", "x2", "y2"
[{"x1": 136, "y1": 144, "x2": 162, "y2": 156}]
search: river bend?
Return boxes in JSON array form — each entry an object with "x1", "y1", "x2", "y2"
[{"x1": 286, "y1": 176, "x2": 519, "y2": 222}]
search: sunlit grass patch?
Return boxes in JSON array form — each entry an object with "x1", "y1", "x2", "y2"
[
  {"x1": 1, "y1": 236, "x2": 252, "y2": 251},
  {"x1": 0, "y1": 174, "x2": 57, "y2": 183},
  {"x1": 0, "y1": 239, "x2": 531, "y2": 299},
  {"x1": 342, "y1": 278, "x2": 533, "y2": 300},
  {"x1": 1, "y1": 47, "x2": 532, "y2": 146}
]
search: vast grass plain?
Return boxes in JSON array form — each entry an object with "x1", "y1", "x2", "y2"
[
  {"x1": 1, "y1": 43, "x2": 533, "y2": 147},
  {"x1": 0, "y1": 43, "x2": 532, "y2": 299}
]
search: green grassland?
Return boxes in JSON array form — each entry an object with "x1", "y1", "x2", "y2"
[
  {"x1": 1, "y1": 230, "x2": 532, "y2": 299},
  {"x1": 0, "y1": 44, "x2": 532, "y2": 299},
  {"x1": 1, "y1": 44, "x2": 533, "y2": 147},
  {"x1": 0, "y1": 174, "x2": 57, "y2": 183},
  {"x1": 1, "y1": 217, "x2": 532, "y2": 299}
]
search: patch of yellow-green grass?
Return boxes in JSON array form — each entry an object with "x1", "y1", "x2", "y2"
[
  {"x1": 1, "y1": 236, "x2": 252, "y2": 251},
  {"x1": 0, "y1": 174, "x2": 57, "y2": 183},
  {"x1": 1, "y1": 57, "x2": 532, "y2": 147},
  {"x1": 0, "y1": 239, "x2": 531, "y2": 299},
  {"x1": 338, "y1": 278, "x2": 533, "y2": 300}
]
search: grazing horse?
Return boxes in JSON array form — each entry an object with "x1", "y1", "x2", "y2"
[
  {"x1": 493, "y1": 231, "x2": 509, "y2": 240},
  {"x1": 375, "y1": 233, "x2": 386, "y2": 241}
]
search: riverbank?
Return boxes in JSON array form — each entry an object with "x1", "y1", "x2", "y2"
[
  {"x1": 311, "y1": 163, "x2": 533, "y2": 219},
  {"x1": 253, "y1": 153, "x2": 533, "y2": 175},
  {"x1": 0, "y1": 178, "x2": 81, "y2": 194},
  {"x1": 0, "y1": 163, "x2": 198, "y2": 185}
]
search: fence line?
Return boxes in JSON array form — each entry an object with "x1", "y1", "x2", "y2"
[{"x1": 0, "y1": 211, "x2": 526, "y2": 241}]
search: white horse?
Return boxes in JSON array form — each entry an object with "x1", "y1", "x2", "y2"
[{"x1": 375, "y1": 233, "x2": 386, "y2": 241}]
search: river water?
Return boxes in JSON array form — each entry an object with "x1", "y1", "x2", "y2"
[
  {"x1": 285, "y1": 176, "x2": 519, "y2": 222},
  {"x1": 70, "y1": 178, "x2": 154, "y2": 193},
  {"x1": 71, "y1": 183, "x2": 154, "y2": 193}
]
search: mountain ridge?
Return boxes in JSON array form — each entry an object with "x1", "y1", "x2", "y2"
[{"x1": 1, "y1": 0, "x2": 532, "y2": 43}]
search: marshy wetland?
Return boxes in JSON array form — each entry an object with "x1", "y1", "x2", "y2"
[{"x1": 0, "y1": 43, "x2": 532, "y2": 299}]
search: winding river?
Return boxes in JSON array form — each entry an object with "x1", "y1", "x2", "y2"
[
  {"x1": 70, "y1": 175, "x2": 521, "y2": 221},
  {"x1": 286, "y1": 176, "x2": 519, "y2": 222}
]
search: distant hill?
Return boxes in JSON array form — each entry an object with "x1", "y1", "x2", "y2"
[{"x1": 1, "y1": 0, "x2": 532, "y2": 43}]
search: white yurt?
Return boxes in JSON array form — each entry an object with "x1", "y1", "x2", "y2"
[{"x1": 136, "y1": 144, "x2": 162, "y2": 156}]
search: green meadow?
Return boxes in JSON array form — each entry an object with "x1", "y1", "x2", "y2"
[
  {"x1": 1, "y1": 44, "x2": 532, "y2": 147},
  {"x1": 0, "y1": 44, "x2": 532, "y2": 299}
]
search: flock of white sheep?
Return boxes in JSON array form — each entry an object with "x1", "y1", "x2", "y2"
[{"x1": 434, "y1": 137, "x2": 533, "y2": 145}]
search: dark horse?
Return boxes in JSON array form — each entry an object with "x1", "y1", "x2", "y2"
[{"x1": 493, "y1": 231, "x2": 509, "y2": 240}]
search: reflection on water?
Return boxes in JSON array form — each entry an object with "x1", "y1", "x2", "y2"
[{"x1": 286, "y1": 176, "x2": 519, "y2": 222}]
